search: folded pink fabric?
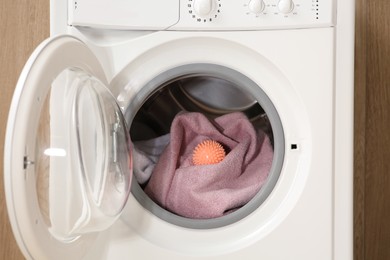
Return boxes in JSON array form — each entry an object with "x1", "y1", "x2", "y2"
[{"x1": 144, "y1": 112, "x2": 273, "y2": 219}]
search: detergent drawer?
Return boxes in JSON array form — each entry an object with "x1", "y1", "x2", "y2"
[{"x1": 68, "y1": 0, "x2": 180, "y2": 30}]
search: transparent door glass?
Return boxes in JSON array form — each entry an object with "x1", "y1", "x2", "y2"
[{"x1": 35, "y1": 68, "x2": 132, "y2": 241}]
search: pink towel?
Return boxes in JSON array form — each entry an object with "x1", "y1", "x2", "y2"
[{"x1": 144, "y1": 112, "x2": 273, "y2": 219}]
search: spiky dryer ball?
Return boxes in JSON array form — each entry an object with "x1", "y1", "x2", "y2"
[{"x1": 192, "y1": 140, "x2": 226, "y2": 166}]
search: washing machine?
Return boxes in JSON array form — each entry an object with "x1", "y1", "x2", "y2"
[{"x1": 4, "y1": 0, "x2": 355, "y2": 259}]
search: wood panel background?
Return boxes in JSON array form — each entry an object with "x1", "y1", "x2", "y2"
[
  {"x1": 0, "y1": 0, "x2": 389, "y2": 259},
  {"x1": 354, "y1": 0, "x2": 390, "y2": 259}
]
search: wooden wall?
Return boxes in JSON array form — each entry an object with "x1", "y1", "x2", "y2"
[
  {"x1": 354, "y1": 0, "x2": 390, "y2": 259},
  {"x1": 0, "y1": 0, "x2": 389, "y2": 259}
]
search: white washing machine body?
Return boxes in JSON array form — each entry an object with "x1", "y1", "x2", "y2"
[{"x1": 4, "y1": 0, "x2": 354, "y2": 259}]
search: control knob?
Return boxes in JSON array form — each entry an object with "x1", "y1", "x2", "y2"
[
  {"x1": 248, "y1": 0, "x2": 265, "y2": 14},
  {"x1": 193, "y1": 0, "x2": 214, "y2": 16},
  {"x1": 278, "y1": 0, "x2": 294, "y2": 14}
]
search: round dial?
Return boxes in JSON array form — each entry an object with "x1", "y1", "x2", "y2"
[
  {"x1": 188, "y1": 0, "x2": 221, "y2": 22},
  {"x1": 193, "y1": 0, "x2": 214, "y2": 16},
  {"x1": 278, "y1": 0, "x2": 294, "y2": 14},
  {"x1": 248, "y1": 0, "x2": 265, "y2": 14}
]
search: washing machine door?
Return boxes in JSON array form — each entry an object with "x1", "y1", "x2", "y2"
[{"x1": 4, "y1": 36, "x2": 133, "y2": 259}]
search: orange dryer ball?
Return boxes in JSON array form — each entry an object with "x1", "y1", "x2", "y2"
[{"x1": 192, "y1": 140, "x2": 226, "y2": 166}]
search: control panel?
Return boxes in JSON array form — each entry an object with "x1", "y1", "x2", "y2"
[
  {"x1": 68, "y1": 0, "x2": 335, "y2": 30},
  {"x1": 171, "y1": 0, "x2": 335, "y2": 30}
]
